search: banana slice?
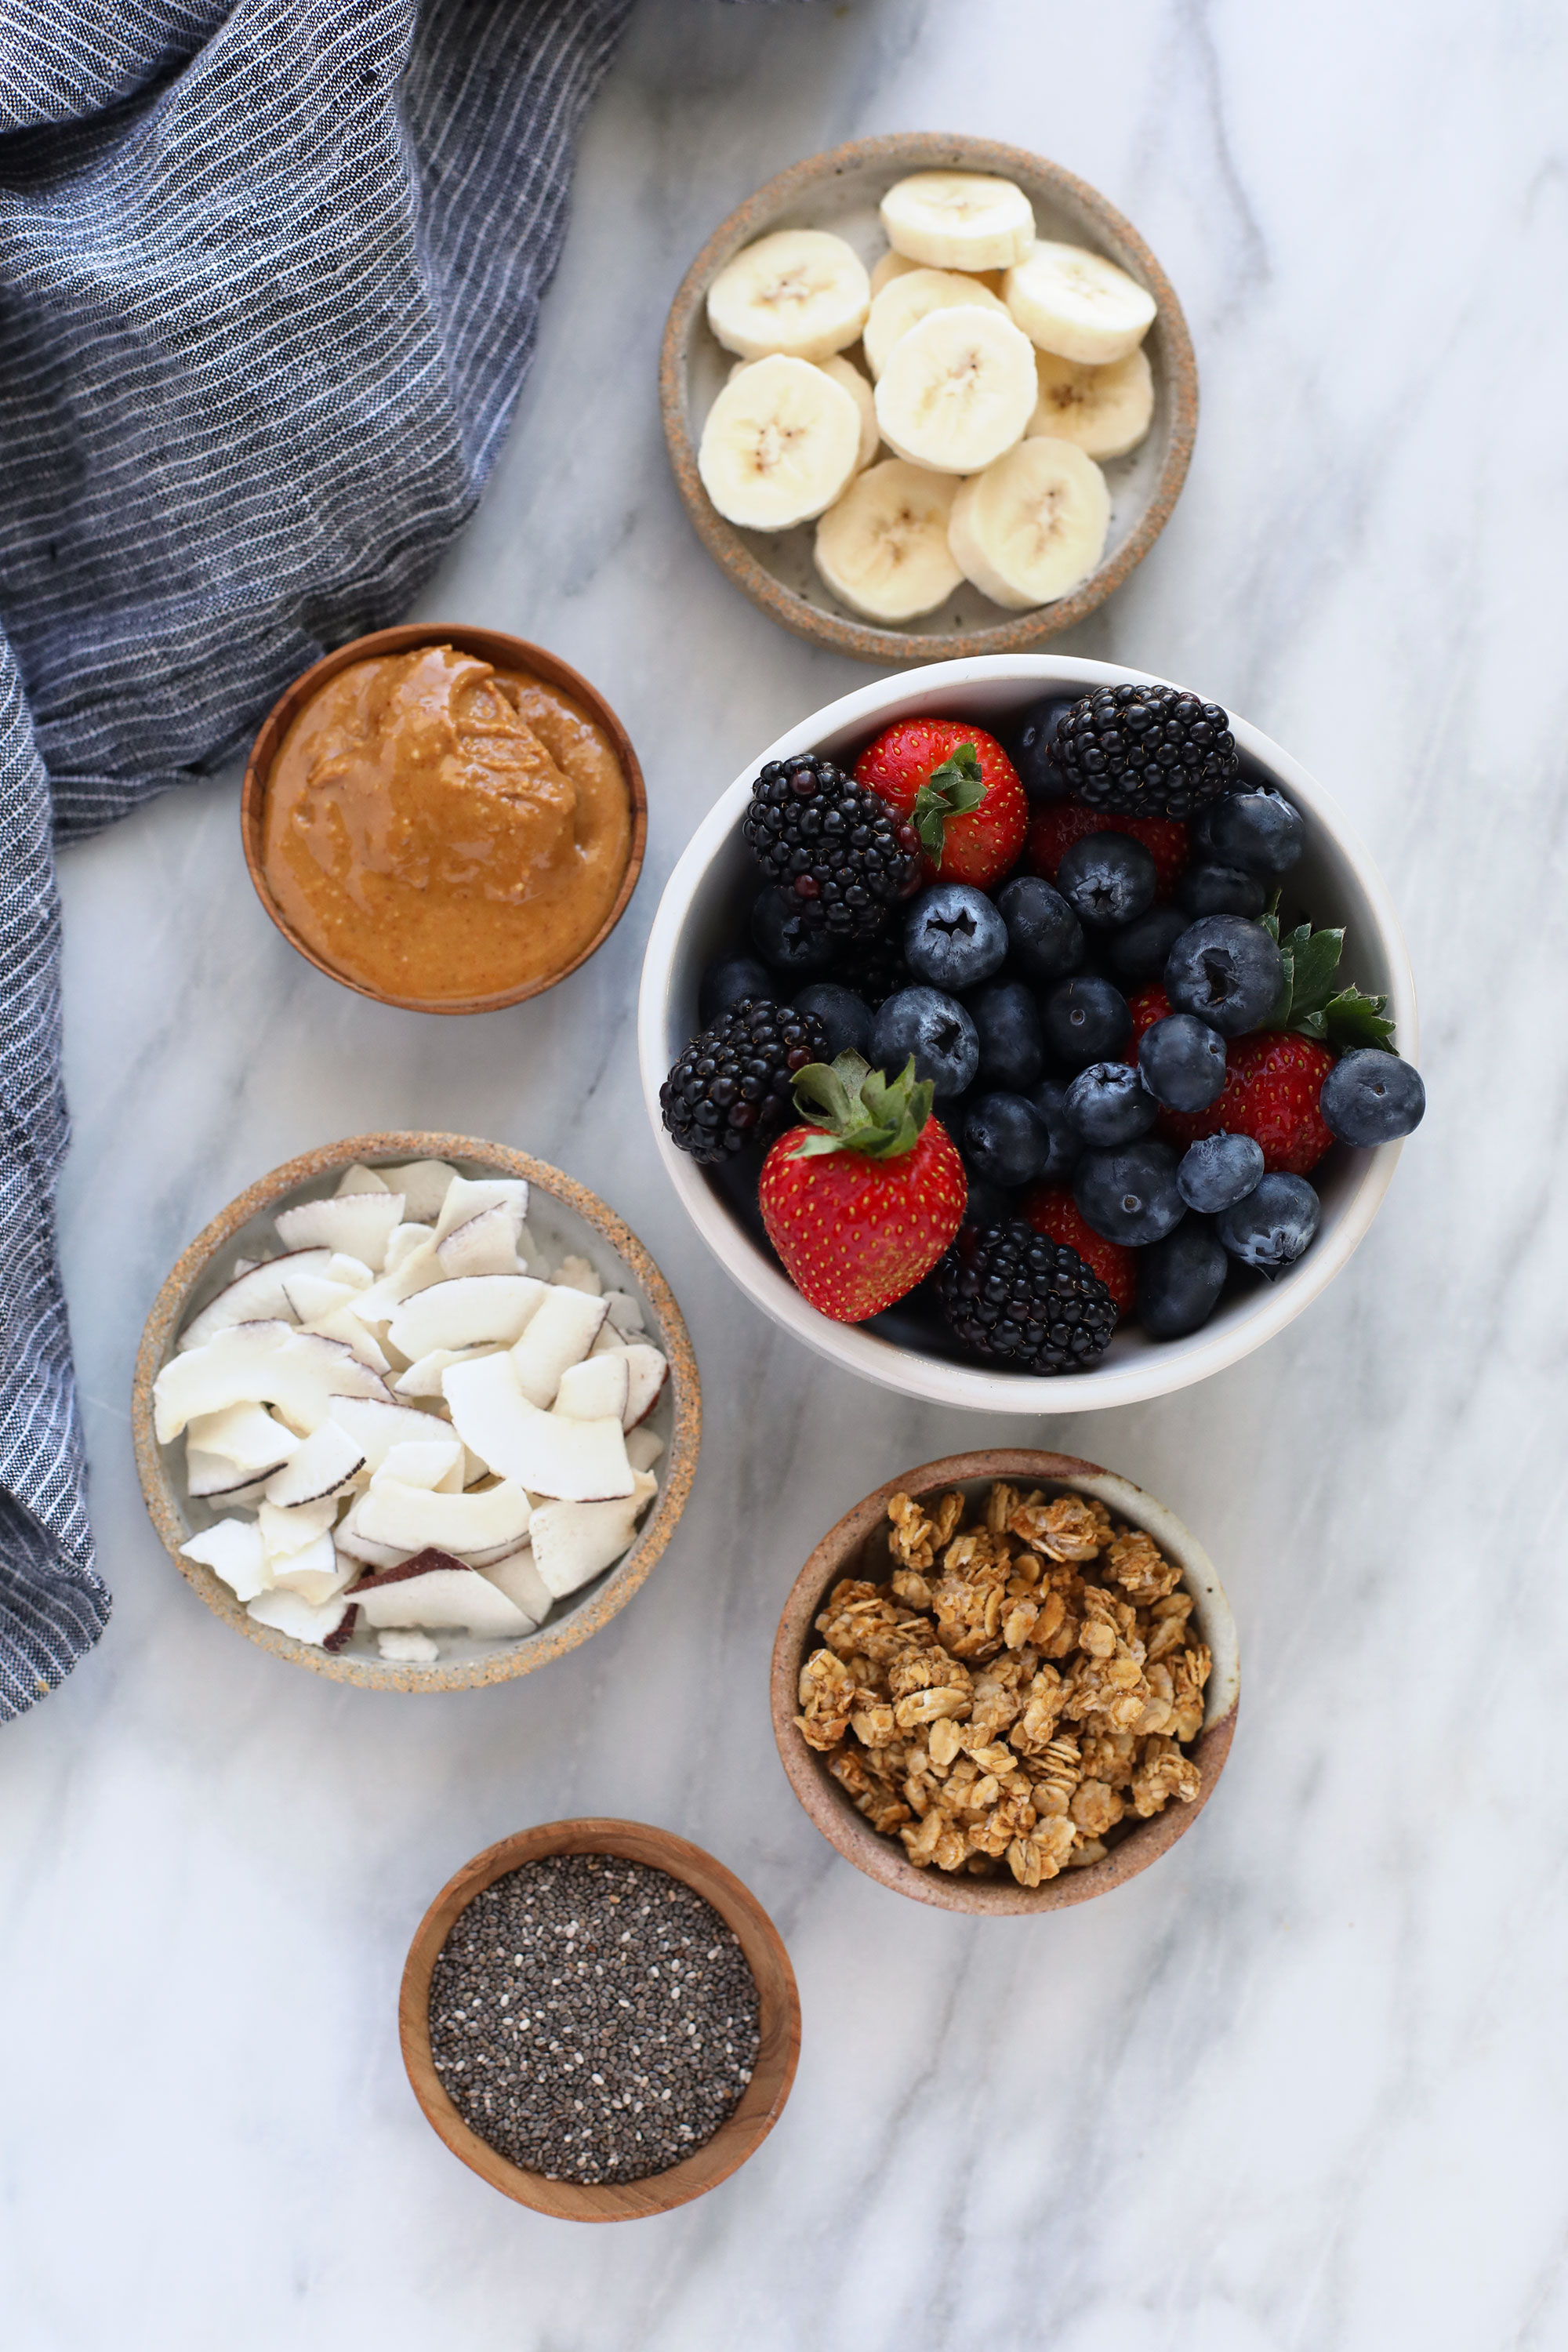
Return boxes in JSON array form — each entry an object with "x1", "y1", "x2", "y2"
[
  {"x1": 699, "y1": 355, "x2": 862, "y2": 530},
  {"x1": 818, "y1": 354, "x2": 880, "y2": 471},
  {"x1": 880, "y1": 172, "x2": 1035, "y2": 273},
  {"x1": 873, "y1": 304, "x2": 1037, "y2": 475},
  {"x1": 1026, "y1": 345, "x2": 1155, "y2": 459},
  {"x1": 815, "y1": 459, "x2": 962, "y2": 622},
  {"x1": 1004, "y1": 241, "x2": 1156, "y2": 365},
  {"x1": 730, "y1": 353, "x2": 879, "y2": 472},
  {"x1": 862, "y1": 266, "x2": 1010, "y2": 380},
  {"x1": 706, "y1": 229, "x2": 869, "y2": 361},
  {"x1": 948, "y1": 435, "x2": 1110, "y2": 609},
  {"x1": 869, "y1": 249, "x2": 1004, "y2": 299}
]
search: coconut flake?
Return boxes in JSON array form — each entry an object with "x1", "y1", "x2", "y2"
[
  {"x1": 377, "y1": 1628, "x2": 441, "y2": 1664},
  {"x1": 435, "y1": 1206, "x2": 522, "y2": 1280},
  {"x1": 262, "y1": 1420, "x2": 367, "y2": 1508},
  {"x1": 625, "y1": 1425, "x2": 665, "y2": 1475},
  {"x1": 335, "y1": 1163, "x2": 390, "y2": 1196},
  {"x1": 376, "y1": 1437, "x2": 464, "y2": 1493},
  {"x1": 555, "y1": 1354, "x2": 630, "y2": 1425},
  {"x1": 443, "y1": 1353, "x2": 634, "y2": 1501},
  {"x1": 383, "y1": 1161, "x2": 460, "y2": 1225},
  {"x1": 551, "y1": 1254, "x2": 603, "y2": 1298},
  {"x1": 434, "y1": 1176, "x2": 528, "y2": 1245},
  {"x1": 354, "y1": 1475, "x2": 532, "y2": 1559},
  {"x1": 394, "y1": 1344, "x2": 503, "y2": 1399},
  {"x1": 509, "y1": 1287, "x2": 609, "y2": 1409},
  {"x1": 326, "y1": 1395, "x2": 452, "y2": 1468},
  {"x1": 178, "y1": 1249, "x2": 332, "y2": 1351},
  {"x1": 247, "y1": 1586, "x2": 350, "y2": 1646},
  {"x1": 529, "y1": 1473, "x2": 658, "y2": 1599},
  {"x1": 180, "y1": 1518, "x2": 270, "y2": 1602},
  {"x1": 275, "y1": 1191, "x2": 406, "y2": 1272},
  {"x1": 476, "y1": 1544, "x2": 550, "y2": 1626},
  {"x1": 388, "y1": 1275, "x2": 546, "y2": 1361}
]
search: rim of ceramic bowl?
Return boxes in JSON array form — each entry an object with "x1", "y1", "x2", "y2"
[
  {"x1": 240, "y1": 625, "x2": 648, "y2": 1014},
  {"x1": 399, "y1": 1817, "x2": 801, "y2": 2220},
  {"x1": 131, "y1": 1132, "x2": 700, "y2": 1690},
  {"x1": 770, "y1": 1451, "x2": 1239, "y2": 1914},
  {"x1": 637, "y1": 653, "x2": 1419, "y2": 1412},
  {"x1": 660, "y1": 132, "x2": 1198, "y2": 663}
]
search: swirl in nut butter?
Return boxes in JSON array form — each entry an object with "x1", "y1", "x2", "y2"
[{"x1": 261, "y1": 644, "x2": 631, "y2": 1002}]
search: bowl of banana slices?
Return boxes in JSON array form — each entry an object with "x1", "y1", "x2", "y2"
[{"x1": 661, "y1": 132, "x2": 1197, "y2": 666}]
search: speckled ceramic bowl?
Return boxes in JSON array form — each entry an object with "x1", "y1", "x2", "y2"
[
  {"x1": 771, "y1": 1451, "x2": 1239, "y2": 1915},
  {"x1": 132, "y1": 1133, "x2": 699, "y2": 1690},
  {"x1": 661, "y1": 132, "x2": 1197, "y2": 663},
  {"x1": 638, "y1": 653, "x2": 1418, "y2": 1414}
]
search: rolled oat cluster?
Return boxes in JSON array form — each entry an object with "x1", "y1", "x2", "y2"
[{"x1": 796, "y1": 1482, "x2": 1210, "y2": 1886}]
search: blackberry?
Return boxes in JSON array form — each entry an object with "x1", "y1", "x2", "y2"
[
  {"x1": 742, "y1": 754, "x2": 916, "y2": 939},
  {"x1": 660, "y1": 997, "x2": 826, "y2": 1165},
  {"x1": 1052, "y1": 683, "x2": 1240, "y2": 820},
  {"x1": 937, "y1": 1218, "x2": 1118, "y2": 1374},
  {"x1": 830, "y1": 927, "x2": 911, "y2": 1010}
]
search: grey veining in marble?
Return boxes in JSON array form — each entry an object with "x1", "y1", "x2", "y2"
[{"x1": 5, "y1": 2, "x2": 1567, "y2": 2346}]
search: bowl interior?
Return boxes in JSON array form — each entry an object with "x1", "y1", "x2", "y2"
[
  {"x1": 639, "y1": 655, "x2": 1417, "y2": 1413},
  {"x1": 399, "y1": 1819, "x2": 801, "y2": 2220},
  {"x1": 668, "y1": 136, "x2": 1195, "y2": 659},
  {"x1": 139, "y1": 1139, "x2": 694, "y2": 1687},
  {"x1": 773, "y1": 1455, "x2": 1239, "y2": 1915}
]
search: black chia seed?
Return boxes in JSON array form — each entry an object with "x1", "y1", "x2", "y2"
[{"x1": 426, "y1": 1853, "x2": 761, "y2": 2185}]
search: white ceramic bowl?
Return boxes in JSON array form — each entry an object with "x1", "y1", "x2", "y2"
[{"x1": 637, "y1": 657, "x2": 1417, "y2": 1413}]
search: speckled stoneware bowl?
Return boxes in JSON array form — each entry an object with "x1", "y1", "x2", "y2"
[
  {"x1": 637, "y1": 652, "x2": 1419, "y2": 1414},
  {"x1": 241, "y1": 624, "x2": 647, "y2": 1014},
  {"x1": 771, "y1": 1452, "x2": 1239, "y2": 1915},
  {"x1": 399, "y1": 1818, "x2": 801, "y2": 2222},
  {"x1": 132, "y1": 1133, "x2": 699, "y2": 1691},
  {"x1": 660, "y1": 132, "x2": 1197, "y2": 664}
]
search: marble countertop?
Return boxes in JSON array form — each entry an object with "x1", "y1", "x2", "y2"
[{"x1": 6, "y1": 2, "x2": 1566, "y2": 2345}]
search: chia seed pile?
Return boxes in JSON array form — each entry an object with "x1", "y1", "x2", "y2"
[{"x1": 427, "y1": 1854, "x2": 761, "y2": 2185}]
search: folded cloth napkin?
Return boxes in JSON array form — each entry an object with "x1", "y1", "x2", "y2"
[{"x1": 0, "y1": 0, "x2": 651, "y2": 1717}]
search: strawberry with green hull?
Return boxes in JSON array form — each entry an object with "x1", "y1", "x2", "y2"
[
  {"x1": 854, "y1": 720, "x2": 1028, "y2": 890},
  {"x1": 758, "y1": 1052, "x2": 967, "y2": 1323}
]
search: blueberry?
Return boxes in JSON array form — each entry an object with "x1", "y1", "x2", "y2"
[
  {"x1": 698, "y1": 953, "x2": 774, "y2": 1027},
  {"x1": 964, "y1": 1092, "x2": 1052, "y2": 1186},
  {"x1": 1064, "y1": 1061, "x2": 1159, "y2": 1146},
  {"x1": 1107, "y1": 903, "x2": 1189, "y2": 984},
  {"x1": 1217, "y1": 1171, "x2": 1320, "y2": 1275},
  {"x1": 1164, "y1": 916, "x2": 1283, "y2": 1037},
  {"x1": 1319, "y1": 1050, "x2": 1426, "y2": 1146},
  {"x1": 1025, "y1": 1080, "x2": 1083, "y2": 1183},
  {"x1": 904, "y1": 882, "x2": 1008, "y2": 991},
  {"x1": 791, "y1": 981, "x2": 873, "y2": 1062},
  {"x1": 1178, "y1": 862, "x2": 1265, "y2": 920},
  {"x1": 1197, "y1": 788, "x2": 1305, "y2": 879},
  {"x1": 1177, "y1": 1132, "x2": 1265, "y2": 1213},
  {"x1": 1011, "y1": 694, "x2": 1074, "y2": 801},
  {"x1": 750, "y1": 886, "x2": 837, "y2": 977},
  {"x1": 1137, "y1": 1221, "x2": 1229, "y2": 1339},
  {"x1": 1040, "y1": 975, "x2": 1131, "y2": 1065},
  {"x1": 872, "y1": 986, "x2": 978, "y2": 1100},
  {"x1": 992, "y1": 873, "x2": 1083, "y2": 983},
  {"x1": 1138, "y1": 1014, "x2": 1227, "y2": 1112},
  {"x1": 966, "y1": 978, "x2": 1044, "y2": 1090},
  {"x1": 1055, "y1": 832, "x2": 1158, "y2": 931},
  {"x1": 1074, "y1": 1138, "x2": 1186, "y2": 1247}
]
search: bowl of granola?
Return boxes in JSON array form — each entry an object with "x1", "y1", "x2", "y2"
[{"x1": 770, "y1": 1450, "x2": 1238, "y2": 1912}]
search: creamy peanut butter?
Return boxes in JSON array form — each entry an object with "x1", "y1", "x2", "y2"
[{"x1": 261, "y1": 644, "x2": 632, "y2": 1002}]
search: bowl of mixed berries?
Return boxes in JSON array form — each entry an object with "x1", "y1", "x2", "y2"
[{"x1": 637, "y1": 658, "x2": 1422, "y2": 1410}]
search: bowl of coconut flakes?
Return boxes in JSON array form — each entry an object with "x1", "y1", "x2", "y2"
[{"x1": 132, "y1": 1132, "x2": 700, "y2": 1690}]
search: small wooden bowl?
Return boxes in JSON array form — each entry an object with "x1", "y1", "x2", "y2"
[
  {"x1": 771, "y1": 1450, "x2": 1239, "y2": 1915},
  {"x1": 241, "y1": 624, "x2": 647, "y2": 1014},
  {"x1": 661, "y1": 132, "x2": 1197, "y2": 664},
  {"x1": 400, "y1": 1818, "x2": 801, "y2": 2220},
  {"x1": 132, "y1": 1132, "x2": 699, "y2": 1692}
]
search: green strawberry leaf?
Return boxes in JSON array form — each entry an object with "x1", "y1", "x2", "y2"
[
  {"x1": 1286, "y1": 925, "x2": 1345, "y2": 1020},
  {"x1": 789, "y1": 1051, "x2": 932, "y2": 1160},
  {"x1": 912, "y1": 741, "x2": 986, "y2": 866},
  {"x1": 1321, "y1": 986, "x2": 1396, "y2": 1051}
]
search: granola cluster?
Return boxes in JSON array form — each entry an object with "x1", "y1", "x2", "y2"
[{"x1": 797, "y1": 1483, "x2": 1210, "y2": 1887}]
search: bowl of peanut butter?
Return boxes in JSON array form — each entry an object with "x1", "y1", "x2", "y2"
[{"x1": 243, "y1": 626, "x2": 645, "y2": 1012}]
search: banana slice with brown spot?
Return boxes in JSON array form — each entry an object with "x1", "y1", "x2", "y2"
[{"x1": 948, "y1": 435, "x2": 1110, "y2": 609}]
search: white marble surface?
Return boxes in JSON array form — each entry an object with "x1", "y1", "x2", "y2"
[{"x1": 5, "y1": 2, "x2": 1566, "y2": 2344}]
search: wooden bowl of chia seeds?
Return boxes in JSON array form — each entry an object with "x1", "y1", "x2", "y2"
[{"x1": 399, "y1": 1818, "x2": 801, "y2": 2221}]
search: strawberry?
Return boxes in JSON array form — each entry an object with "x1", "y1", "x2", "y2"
[
  {"x1": 1025, "y1": 803, "x2": 1190, "y2": 902},
  {"x1": 1125, "y1": 982, "x2": 1171, "y2": 1056},
  {"x1": 1160, "y1": 1033, "x2": 1336, "y2": 1174},
  {"x1": 758, "y1": 1051, "x2": 967, "y2": 1323},
  {"x1": 1022, "y1": 1186, "x2": 1137, "y2": 1315},
  {"x1": 854, "y1": 720, "x2": 1028, "y2": 890}
]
